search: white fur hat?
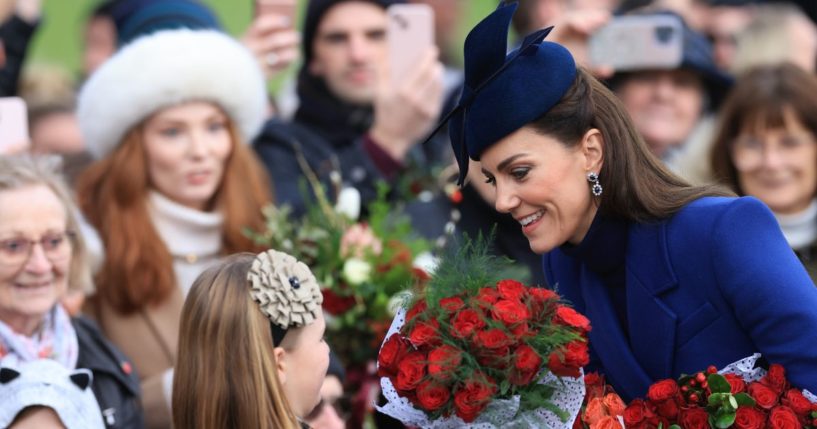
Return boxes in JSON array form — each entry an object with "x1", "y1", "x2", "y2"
[{"x1": 78, "y1": 29, "x2": 267, "y2": 159}]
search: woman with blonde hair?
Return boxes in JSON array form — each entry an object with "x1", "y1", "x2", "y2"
[
  {"x1": 173, "y1": 250, "x2": 328, "y2": 429},
  {"x1": 75, "y1": 28, "x2": 272, "y2": 427}
]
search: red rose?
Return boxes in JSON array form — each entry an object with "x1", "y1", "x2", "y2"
[
  {"x1": 547, "y1": 340, "x2": 590, "y2": 378},
  {"x1": 450, "y1": 309, "x2": 486, "y2": 339},
  {"x1": 409, "y1": 319, "x2": 441, "y2": 349},
  {"x1": 679, "y1": 406, "x2": 709, "y2": 429},
  {"x1": 377, "y1": 334, "x2": 411, "y2": 377},
  {"x1": 416, "y1": 380, "x2": 451, "y2": 412},
  {"x1": 497, "y1": 279, "x2": 526, "y2": 301},
  {"x1": 782, "y1": 389, "x2": 813, "y2": 417},
  {"x1": 453, "y1": 374, "x2": 497, "y2": 423},
  {"x1": 406, "y1": 299, "x2": 428, "y2": 322},
  {"x1": 439, "y1": 296, "x2": 465, "y2": 314},
  {"x1": 769, "y1": 406, "x2": 802, "y2": 429},
  {"x1": 492, "y1": 299, "x2": 531, "y2": 326},
  {"x1": 321, "y1": 288, "x2": 356, "y2": 315},
  {"x1": 623, "y1": 399, "x2": 652, "y2": 427},
  {"x1": 510, "y1": 322, "x2": 533, "y2": 339},
  {"x1": 473, "y1": 287, "x2": 500, "y2": 308},
  {"x1": 395, "y1": 351, "x2": 427, "y2": 392},
  {"x1": 725, "y1": 373, "x2": 747, "y2": 394},
  {"x1": 591, "y1": 415, "x2": 623, "y2": 429},
  {"x1": 510, "y1": 344, "x2": 542, "y2": 386},
  {"x1": 654, "y1": 399, "x2": 680, "y2": 420},
  {"x1": 762, "y1": 364, "x2": 789, "y2": 394},
  {"x1": 585, "y1": 372, "x2": 606, "y2": 401},
  {"x1": 427, "y1": 344, "x2": 462, "y2": 382},
  {"x1": 748, "y1": 381, "x2": 780, "y2": 410},
  {"x1": 734, "y1": 406, "x2": 766, "y2": 429},
  {"x1": 647, "y1": 379, "x2": 680, "y2": 403},
  {"x1": 553, "y1": 306, "x2": 592, "y2": 334},
  {"x1": 475, "y1": 328, "x2": 513, "y2": 350}
]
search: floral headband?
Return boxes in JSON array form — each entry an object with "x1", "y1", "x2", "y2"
[{"x1": 248, "y1": 250, "x2": 323, "y2": 345}]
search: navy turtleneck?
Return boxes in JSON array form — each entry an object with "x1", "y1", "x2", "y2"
[{"x1": 560, "y1": 212, "x2": 630, "y2": 336}]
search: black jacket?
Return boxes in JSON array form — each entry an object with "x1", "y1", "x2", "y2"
[
  {"x1": 73, "y1": 316, "x2": 144, "y2": 429},
  {"x1": 0, "y1": 15, "x2": 37, "y2": 97}
]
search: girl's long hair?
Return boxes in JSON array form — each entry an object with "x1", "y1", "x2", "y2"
[
  {"x1": 172, "y1": 253, "x2": 300, "y2": 429},
  {"x1": 76, "y1": 121, "x2": 272, "y2": 315}
]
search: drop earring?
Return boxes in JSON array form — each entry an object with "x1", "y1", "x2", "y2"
[{"x1": 587, "y1": 172, "x2": 602, "y2": 197}]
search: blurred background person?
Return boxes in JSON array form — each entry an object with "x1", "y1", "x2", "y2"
[
  {"x1": 0, "y1": 0, "x2": 41, "y2": 97},
  {"x1": 304, "y1": 351, "x2": 348, "y2": 429},
  {"x1": 711, "y1": 63, "x2": 817, "y2": 282},
  {"x1": 0, "y1": 155, "x2": 142, "y2": 428},
  {"x1": 75, "y1": 28, "x2": 271, "y2": 428},
  {"x1": 81, "y1": 0, "x2": 118, "y2": 79},
  {"x1": 731, "y1": 2, "x2": 817, "y2": 74},
  {"x1": 173, "y1": 250, "x2": 329, "y2": 429},
  {"x1": 702, "y1": 0, "x2": 757, "y2": 73}
]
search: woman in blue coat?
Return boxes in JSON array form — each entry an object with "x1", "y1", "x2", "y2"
[{"x1": 436, "y1": 1, "x2": 817, "y2": 400}]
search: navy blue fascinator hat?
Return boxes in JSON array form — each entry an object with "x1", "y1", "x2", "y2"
[{"x1": 432, "y1": 1, "x2": 577, "y2": 185}]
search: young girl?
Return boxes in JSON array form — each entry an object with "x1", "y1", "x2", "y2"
[{"x1": 172, "y1": 250, "x2": 329, "y2": 429}]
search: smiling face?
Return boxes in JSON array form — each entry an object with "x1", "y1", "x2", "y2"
[
  {"x1": 141, "y1": 101, "x2": 233, "y2": 211},
  {"x1": 732, "y1": 107, "x2": 817, "y2": 215},
  {"x1": 479, "y1": 126, "x2": 604, "y2": 253},
  {"x1": 0, "y1": 184, "x2": 70, "y2": 335}
]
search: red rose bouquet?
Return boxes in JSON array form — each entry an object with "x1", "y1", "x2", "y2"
[
  {"x1": 376, "y1": 237, "x2": 591, "y2": 428},
  {"x1": 621, "y1": 354, "x2": 817, "y2": 429},
  {"x1": 575, "y1": 373, "x2": 626, "y2": 429}
]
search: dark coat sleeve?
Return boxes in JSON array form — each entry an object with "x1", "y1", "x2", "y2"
[
  {"x1": 73, "y1": 316, "x2": 145, "y2": 429},
  {"x1": 0, "y1": 15, "x2": 38, "y2": 97}
]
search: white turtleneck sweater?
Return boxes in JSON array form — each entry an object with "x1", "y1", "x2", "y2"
[
  {"x1": 147, "y1": 191, "x2": 224, "y2": 297},
  {"x1": 774, "y1": 199, "x2": 817, "y2": 253}
]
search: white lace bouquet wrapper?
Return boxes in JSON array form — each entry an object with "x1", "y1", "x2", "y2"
[
  {"x1": 719, "y1": 353, "x2": 817, "y2": 402},
  {"x1": 376, "y1": 308, "x2": 586, "y2": 429}
]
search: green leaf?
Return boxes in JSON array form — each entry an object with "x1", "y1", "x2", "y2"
[
  {"x1": 669, "y1": 425, "x2": 682, "y2": 429},
  {"x1": 500, "y1": 379, "x2": 511, "y2": 396},
  {"x1": 734, "y1": 393, "x2": 756, "y2": 407},
  {"x1": 715, "y1": 413, "x2": 736, "y2": 429},
  {"x1": 707, "y1": 374, "x2": 732, "y2": 394},
  {"x1": 709, "y1": 393, "x2": 724, "y2": 407},
  {"x1": 728, "y1": 395, "x2": 738, "y2": 410}
]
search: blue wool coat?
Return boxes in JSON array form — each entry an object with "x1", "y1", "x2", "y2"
[{"x1": 543, "y1": 196, "x2": 817, "y2": 401}]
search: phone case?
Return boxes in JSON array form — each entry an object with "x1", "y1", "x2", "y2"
[
  {"x1": 0, "y1": 97, "x2": 29, "y2": 151},
  {"x1": 387, "y1": 4, "x2": 435, "y2": 85},
  {"x1": 589, "y1": 15, "x2": 684, "y2": 71}
]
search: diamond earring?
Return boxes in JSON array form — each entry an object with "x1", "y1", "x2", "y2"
[{"x1": 587, "y1": 172, "x2": 602, "y2": 197}]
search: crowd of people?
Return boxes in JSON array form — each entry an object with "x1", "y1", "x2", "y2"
[{"x1": 2, "y1": 0, "x2": 817, "y2": 427}]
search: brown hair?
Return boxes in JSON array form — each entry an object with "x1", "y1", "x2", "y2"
[
  {"x1": 172, "y1": 253, "x2": 300, "y2": 429},
  {"x1": 711, "y1": 63, "x2": 817, "y2": 194},
  {"x1": 530, "y1": 67, "x2": 732, "y2": 222},
  {"x1": 76, "y1": 121, "x2": 272, "y2": 315},
  {"x1": 0, "y1": 155, "x2": 93, "y2": 294}
]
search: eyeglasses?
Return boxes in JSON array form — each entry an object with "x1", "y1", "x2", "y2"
[
  {"x1": 0, "y1": 231, "x2": 75, "y2": 268},
  {"x1": 731, "y1": 134, "x2": 817, "y2": 172}
]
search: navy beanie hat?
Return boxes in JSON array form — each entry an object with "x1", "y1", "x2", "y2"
[
  {"x1": 302, "y1": 0, "x2": 403, "y2": 67},
  {"x1": 429, "y1": 1, "x2": 577, "y2": 185},
  {"x1": 111, "y1": 0, "x2": 221, "y2": 46}
]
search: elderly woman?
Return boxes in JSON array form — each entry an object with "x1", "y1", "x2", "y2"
[
  {"x1": 0, "y1": 155, "x2": 142, "y2": 428},
  {"x1": 437, "y1": 2, "x2": 817, "y2": 399},
  {"x1": 75, "y1": 28, "x2": 272, "y2": 428},
  {"x1": 711, "y1": 63, "x2": 817, "y2": 282}
]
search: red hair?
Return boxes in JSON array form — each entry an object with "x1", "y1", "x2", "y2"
[{"x1": 77, "y1": 123, "x2": 272, "y2": 315}]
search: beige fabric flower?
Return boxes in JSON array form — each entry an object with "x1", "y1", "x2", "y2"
[{"x1": 248, "y1": 250, "x2": 323, "y2": 329}]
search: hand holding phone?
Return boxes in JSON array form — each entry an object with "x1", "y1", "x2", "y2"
[
  {"x1": 387, "y1": 4, "x2": 435, "y2": 85},
  {"x1": 254, "y1": 0, "x2": 298, "y2": 30},
  {"x1": 243, "y1": 0, "x2": 300, "y2": 76},
  {"x1": 589, "y1": 15, "x2": 684, "y2": 72},
  {"x1": 0, "y1": 97, "x2": 30, "y2": 154}
]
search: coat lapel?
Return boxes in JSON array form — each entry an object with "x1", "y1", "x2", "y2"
[{"x1": 626, "y1": 221, "x2": 679, "y2": 382}]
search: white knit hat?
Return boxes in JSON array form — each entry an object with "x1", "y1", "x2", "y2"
[
  {"x1": 0, "y1": 359, "x2": 105, "y2": 429},
  {"x1": 77, "y1": 29, "x2": 267, "y2": 159}
]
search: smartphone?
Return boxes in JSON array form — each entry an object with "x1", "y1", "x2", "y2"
[
  {"x1": 387, "y1": 4, "x2": 435, "y2": 85},
  {"x1": 589, "y1": 15, "x2": 684, "y2": 72},
  {"x1": 0, "y1": 97, "x2": 29, "y2": 153},
  {"x1": 254, "y1": 0, "x2": 298, "y2": 30}
]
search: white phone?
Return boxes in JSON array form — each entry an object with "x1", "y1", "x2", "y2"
[
  {"x1": 387, "y1": 4, "x2": 435, "y2": 85},
  {"x1": 589, "y1": 15, "x2": 684, "y2": 72},
  {"x1": 0, "y1": 97, "x2": 29, "y2": 153}
]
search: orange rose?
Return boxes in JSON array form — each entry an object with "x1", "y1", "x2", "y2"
[
  {"x1": 591, "y1": 416, "x2": 623, "y2": 429},
  {"x1": 604, "y1": 393, "x2": 627, "y2": 417},
  {"x1": 584, "y1": 397, "x2": 609, "y2": 425}
]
